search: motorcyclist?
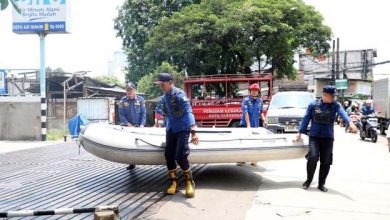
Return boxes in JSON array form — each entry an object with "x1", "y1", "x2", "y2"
[
  {"x1": 343, "y1": 100, "x2": 350, "y2": 110},
  {"x1": 360, "y1": 100, "x2": 376, "y2": 132},
  {"x1": 339, "y1": 100, "x2": 350, "y2": 126},
  {"x1": 361, "y1": 100, "x2": 375, "y2": 116},
  {"x1": 346, "y1": 102, "x2": 360, "y2": 115}
]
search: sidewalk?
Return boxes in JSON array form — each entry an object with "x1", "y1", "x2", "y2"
[{"x1": 0, "y1": 140, "x2": 64, "y2": 154}]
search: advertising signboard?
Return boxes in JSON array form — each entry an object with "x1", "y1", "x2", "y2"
[
  {"x1": 336, "y1": 79, "x2": 348, "y2": 90},
  {"x1": 0, "y1": 70, "x2": 7, "y2": 95},
  {"x1": 12, "y1": 0, "x2": 70, "y2": 34}
]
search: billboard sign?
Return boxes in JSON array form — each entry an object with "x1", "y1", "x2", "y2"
[
  {"x1": 12, "y1": 0, "x2": 70, "y2": 34},
  {"x1": 0, "y1": 70, "x2": 7, "y2": 95},
  {"x1": 336, "y1": 79, "x2": 348, "y2": 90}
]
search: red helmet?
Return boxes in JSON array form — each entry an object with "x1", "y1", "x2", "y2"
[{"x1": 249, "y1": 83, "x2": 260, "y2": 91}]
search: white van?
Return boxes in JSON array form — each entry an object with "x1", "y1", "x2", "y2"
[{"x1": 266, "y1": 91, "x2": 315, "y2": 133}]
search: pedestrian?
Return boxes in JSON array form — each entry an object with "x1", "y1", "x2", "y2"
[
  {"x1": 118, "y1": 82, "x2": 146, "y2": 127},
  {"x1": 154, "y1": 72, "x2": 199, "y2": 198},
  {"x1": 297, "y1": 85, "x2": 358, "y2": 192},
  {"x1": 237, "y1": 83, "x2": 266, "y2": 166}
]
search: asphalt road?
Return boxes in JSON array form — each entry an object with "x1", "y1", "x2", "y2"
[{"x1": 144, "y1": 126, "x2": 390, "y2": 220}]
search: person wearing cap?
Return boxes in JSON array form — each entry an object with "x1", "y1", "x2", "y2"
[
  {"x1": 297, "y1": 85, "x2": 358, "y2": 192},
  {"x1": 237, "y1": 83, "x2": 266, "y2": 166},
  {"x1": 118, "y1": 82, "x2": 146, "y2": 128},
  {"x1": 154, "y1": 72, "x2": 199, "y2": 198}
]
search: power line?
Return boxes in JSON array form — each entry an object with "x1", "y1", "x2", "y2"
[{"x1": 345, "y1": 60, "x2": 390, "y2": 71}]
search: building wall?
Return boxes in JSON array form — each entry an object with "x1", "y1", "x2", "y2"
[
  {"x1": 0, "y1": 97, "x2": 41, "y2": 140},
  {"x1": 315, "y1": 80, "x2": 371, "y2": 98},
  {"x1": 47, "y1": 98, "x2": 77, "y2": 130}
]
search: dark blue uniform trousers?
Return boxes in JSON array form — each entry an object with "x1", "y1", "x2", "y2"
[
  {"x1": 165, "y1": 130, "x2": 190, "y2": 171},
  {"x1": 305, "y1": 136, "x2": 333, "y2": 186}
]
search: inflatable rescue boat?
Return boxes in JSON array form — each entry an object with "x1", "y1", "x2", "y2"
[{"x1": 79, "y1": 122, "x2": 308, "y2": 165}]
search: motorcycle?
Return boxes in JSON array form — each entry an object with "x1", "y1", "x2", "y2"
[{"x1": 357, "y1": 113, "x2": 378, "y2": 143}]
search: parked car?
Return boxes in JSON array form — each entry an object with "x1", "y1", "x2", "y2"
[{"x1": 266, "y1": 91, "x2": 315, "y2": 133}]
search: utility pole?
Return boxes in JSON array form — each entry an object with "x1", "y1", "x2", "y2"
[
  {"x1": 342, "y1": 49, "x2": 348, "y2": 101},
  {"x1": 331, "y1": 40, "x2": 336, "y2": 85},
  {"x1": 39, "y1": 33, "x2": 47, "y2": 141},
  {"x1": 336, "y1": 38, "x2": 340, "y2": 79},
  {"x1": 343, "y1": 50, "x2": 348, "y2": 79}
]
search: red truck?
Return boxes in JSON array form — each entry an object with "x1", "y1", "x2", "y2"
[{"x1": 183, "y1": 74, "x2": 273, "y2": 127}]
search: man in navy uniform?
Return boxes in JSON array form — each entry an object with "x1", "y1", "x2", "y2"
[
  {"x1": 240, "y1": 83, "x2": 266, "y2": 128},
  {"x1": 118, "y1": 82, "x2": 146, "y2": 127},
  {"x1": 297, "y1": 85, "x2": 358, "y2": 192},
  {"x1": 154, "y1": 72, "x2": 199, "y2": 198},
  {"x1": 238, "y1": 83, "x2": 266, "y2": 166}
]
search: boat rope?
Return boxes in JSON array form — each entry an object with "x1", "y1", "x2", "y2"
[
  {"x1": 114, "y1": 127, "x2": 165, "y2": 136},
  {"x1": 135, "y1": 138, "x2": 166, "y2": 148},
  {"x1": 135, "y1": 136, "x2": 287, "y2": 146},
  {"x1": 0, "y1": 205, "x2": 119, "y2": 218},
  {"x1": 192, "y1": 137, "x2": 287, "y2": 143}
]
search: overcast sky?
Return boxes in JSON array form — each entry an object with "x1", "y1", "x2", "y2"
[
  {"x1": 0, "y1": 0, "x2": 389, "y2": 79},
  {"x1": 0, "y1": 0, "x2": 124, "y2": 77},
  {"x1": 303, "y1": 0, "x2": 390, "y2": 79}
]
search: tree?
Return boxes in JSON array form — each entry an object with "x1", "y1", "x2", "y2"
[
  {"x1": 114, "y1": 0, "x2": 200, "y2": 82},
  {"x1": 146, "y1": 0, "x2": 331, "y2": 79},
  {"x1": 0, "y1": 0, "x2": 20, "y2": 13},
  {"x1": 137, "y1": 62, "x2": 183, "y2": 99},
  {"x1": 95, "y1": 75, "x2": 123, "y2": 86}
]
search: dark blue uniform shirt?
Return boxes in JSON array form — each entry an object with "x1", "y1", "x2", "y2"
[
  {"x1": 361, "y1": 105, "x2": 375, "y2": 115},
  {"x1": 162, "y1": 86, "x2": 196, "y2": 133},
  {"x1": 299, "y1": 99, "x2": 351, "y2": 139},
  {"x1": 240, "y1": 96, "x2": 263, "y2": 128},
  {"x1": 118, "y1": 95, "x2": 146, "y2": 126}
]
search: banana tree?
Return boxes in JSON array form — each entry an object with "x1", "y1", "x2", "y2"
[{"x1": 0, "y1": 0, "x2": 21, "y2": 13}]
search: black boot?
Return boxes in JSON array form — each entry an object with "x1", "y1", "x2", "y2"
[
  {"x1": 317, "y1": 185, "x2": 328, "y2": 192},
  {"x1": 303, "y1": 161, "x2": 317, "y2": 189},
  {"x1": 318, "y1": 164, "x2": 330, "y2": 192}
]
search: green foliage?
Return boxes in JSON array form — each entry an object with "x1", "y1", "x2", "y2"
[
  {"x1": 0, "y1": 0, "x2": 9, "y2": 10},
  {"x1": 95, "y1": 75, "x2": 123, "y2": 86},
  {"x1": 0, "y1": 0, "x2": 21, "y2": 13},
  {"x1": 145, "y1": 0, "x2": 331, "y2": 79},
  {"x1": 47, "y1": 129, "x2": 68, "y2": 141},
  {"x1": 137, "y1": 62, "x2": 184, "y2": 99},
  {"x1": 46, "y1": 67, "x2": 65, "y2": 73},
  {"x1": 114, "y1": 0, "x2": 200, "y2": 82}
]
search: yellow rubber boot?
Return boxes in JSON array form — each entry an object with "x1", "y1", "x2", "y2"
[
  {"x1": 183, "y1": 169, "x2": 195, "y2": 198},
  {"x1": 166, "y1": 169, "x2": 177, "y2": 195}
]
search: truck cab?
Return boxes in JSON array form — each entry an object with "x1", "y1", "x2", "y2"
[{"x1": 266, "y1": 91, "x2": 315, "y2": 133}]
